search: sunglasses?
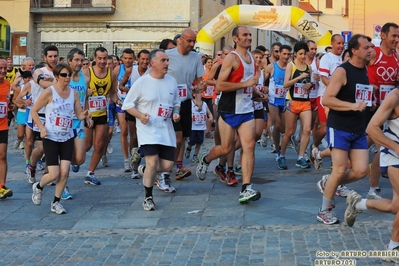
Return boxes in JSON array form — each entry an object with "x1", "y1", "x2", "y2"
[
  {"x1": 217, "y1": 54, "x2": 222, "y2": 56},
  {"x1": 82, "y1": 63, "x2": 89, "y2": 65},
  {"x1": 59, "y1": 72, "x2": 72, "y2": 78},
  {"x1": 274, "y1": 50, "x2": 279, "y2": 53},
  {"x1": 265, "y1": 54, "x2": 271, "y2": 57}
]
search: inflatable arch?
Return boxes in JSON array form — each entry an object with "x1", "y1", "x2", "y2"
[{"x1": 196, "y1": 5, "x2": 332, "y2": 55}]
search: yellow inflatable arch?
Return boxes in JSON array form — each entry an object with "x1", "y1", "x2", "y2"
[{"x1": 196, "y1": 5, "x2": 332, "y2": 55}]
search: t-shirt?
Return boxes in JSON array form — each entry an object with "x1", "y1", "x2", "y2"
[
  {"x1": 165, "y1": 48, "x2": 205, "y2": 101},
  {"x1": 121, "y1": 74, "x2": 180, "y2": 147},
  {"x1": 318, "y1": 52, "x2": 342, "y2": 97},
  {"x1": 0, "y1": 81, "x2": 10, "y2": 131}
]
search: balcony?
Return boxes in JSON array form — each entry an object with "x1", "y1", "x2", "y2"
[{"x1": 30, "y1": 0, "x2": 116, "y2": 14}]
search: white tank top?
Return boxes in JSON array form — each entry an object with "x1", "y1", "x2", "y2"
[{"x1": 191, "y1": 100, "x2": 208, "y2": 131}]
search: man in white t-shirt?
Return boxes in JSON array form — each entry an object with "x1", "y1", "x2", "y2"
[{"x1": 122, "y1": 49, "x2": 180, "y2": 211}]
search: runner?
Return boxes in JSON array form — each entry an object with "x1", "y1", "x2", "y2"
[
  {"x1": 196, "y1": 26, "x2": 263, "y2": 204},
  {"x1": 316, "y1": 34, "x2": 372, "y2": 225},
  {"x1": 122, "y1": 49, "x2": 180, "y2": 210},
  {"x1": 31, "y1": 63, "x2": 91, "y2": 214},
  {"x1": 83, "y1": 47, "x2": 117, "y2": 185}
]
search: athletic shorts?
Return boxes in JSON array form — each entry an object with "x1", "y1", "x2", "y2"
[
  {"x1": 85, "y1": 115, "x2": 108, "y2": 127},
  {"x1": 310, "y1": 98, "x2": 318, "y2": 111},
  {"x1": 317, "y1": 96, "x2": 328, "y2": 123},
  {"x1": 254, "y1": 109, "x2": 264, "y2": 120},
  {"x1": 43, "y1": 138, "x2": 74, "y2": 166},
  {"x1": 286, "y1": 100, "x2": 311, "y2": 115},
  {"x1": 72, "y1": 119, "x2": 86, "y2": 139},
  {"x1": 125, "y1": 112, "x2": 136, "y2": 122},
  {"x1": 173, "y1": 99, "x2": 192, "y2": 138},
  {"x1": 140, "y1": 144, "x2": 175, "y2": 161},
  {"x1": 219, "y1": 112, "x2": 254, "y2": 129},
  {"x1": 327, "y1": 127, "x2": 368, "y2": 151},
  {"x1": 0, "y1": 130, "x2": 8, "y2": 144},
  {"x1": 16, "y1": 109, "x2": 27, "y2": 125},
  {"x1": 269, "y1": 97, "x2": 286, "y2": 111},
  {"x1": 188, "y1": 130, "x2": 204, "y2": 146},
  {"x1": 380, "y1": 146, "x2": 399, "y2": 175}
]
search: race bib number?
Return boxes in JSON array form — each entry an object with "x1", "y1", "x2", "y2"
[
  {"x1": 192, "y1": 114, "x2": 207, "y2": 124},
  {"x1": 157, "y1": 104, "x2": 172, "y2": 119},
  {"x1": 0, "y1": 102, "x2": 7, "y2": 119},
  {"x1": 243, "y1": 87, "x2": 253, "y2": 98},
  {"x1": 293, "y1": 83, "x2": 309, "y2": 99},
  {"x1": 274, "y1": 85, "x2": 287, "y2": 98},
  {"x1": 33, "y1": 116, "x2": 46, "y2": 132},
  {"x1": 355, "y1": 83, "x2": 373, "y2": 107},
  {"x1": 380, "y1": 85, "x2": 395, "y2": 102},
  {"x1": 309, "y1": 83, "x2": 317, "y2": 99},
  {"x1": 89, "y1": 96, "x2": 107, "y2": 112},
  {"x1": 178, "y1": 84, "x2": 188, "y2": 101},
  {"x1": 205, "y1": 86, "x2": 214, "y2": 97},
  {"x1": 54, "y1": 116, "x2": 72, "y2": 131}
]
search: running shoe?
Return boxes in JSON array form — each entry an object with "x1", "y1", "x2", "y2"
[
  {"x1": 335, "y1": 185, "x2": 352, "y2": 197},
  {"x1": 13, "y1": 139, "x2": 21, "y2": 149},
  {"x1": 101, "y1": 155, "x2": 109, "y2": 167},
  {"x1": 277, "y1": 156, "x2": 287, "y2": 170},
  {"x1": 226, "y1": 170, "x2": 238, "y2": 186},
  {"x1": 290, "y1": 135, "x2": 300, "y2": 154},
  {"x1": 270, "y1": 143, "x2": 276, "y2": 153},
  {"x1": 317, "y1": 208, "x2": 339, "y2": 225},
  {"x1": 239, "y1": 184, "x2": 261, "y2": 204},
  {"x1": 71, "y1": 164, "x2": 80, "y2": 173},
  {"x1": 32, "y1": 182, "x2": 42, "y2": 205},
  {"x1": 176, "y1": 167, "x2": 191, "y2": 180},
  {"x1": 124, "y1": 159, "x2": 132, "y2": 172},
  {"x1": 131, "y1": 170, "x2": 140, "y2": 179},
  {"x1": 234, "y1": 166, "x2": 242, "y2": 176},
  {"x1": 84, "y1": 173, "x2": 101, "y2": 185},
  {"x1": 142, "y1": 196, "x2": 155, "y2": 211},
  {"x1": 61, "y1": 186, "x2": 73, "y2": 200},
  {"x1": 18, "y1": 141, "x2": 25, "y2": 150},
  {"x1": 130, "y1": 147, "x2": 141, "y2": 172},
  {"x1": 192, "y1": 155, "x2": 199, "y2": 163},
  {"x1": 311, "y1": 147, "x2": 323, "y2": 170},
  {"x1": 196, "y1": 152, "x2": 209, "y2": 181},
  {"x1": 344, "y1": 191, "x2": 362, "y2": 227},
  {"x1": 51, "y1": 201, "x2": 67, "y2": 214},
  {"x1": 260, "y1": 134, "x2": 268, "y2": 147},
  {"x1": 382, "y1": 245, "x2": 399, "y2": 263},
  {"x1": 316, "y1": 174, "x2": 329, "y2": 193},
  {"x1": 0, "y1": 186, "x2": 13, "y2": 199},
  {"x1": 295, "y1": 158, "x2": 310, "y2": 169},
  {"x1": 36, "y1": 160, "x2": 45, "y2": 171},
  {"x1": 107, "y1": 143, "x2": 113, "y2": 154},
  {"x1": 26, "y1": 164, "x2": 36, "y2": 184},
  {"x1": 157, "y1": 173, "x2": 176, "y2": 193},
  {"x1": 184, "y1": 148, "x2": 191, "y2": 159},
  {"x1": 214, "y1": 165, "x2": 227, "y2": 183},
  {"x1": 138, "y1": 165, "x2": 146, "y2": 176},
  {"x1": 367, "y1": 188, "x2": 382, "y2": 200}
]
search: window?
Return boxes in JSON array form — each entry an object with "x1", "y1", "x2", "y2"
[
  {"x1": 221, "y1": 0, "x2": 225, "y2": 5},
  {"x1": 282, "y1": 0, "x2": 292, "y2": 5},
  {"x1": 326, "y1": 0, "x2": 333, "y2": 8}
]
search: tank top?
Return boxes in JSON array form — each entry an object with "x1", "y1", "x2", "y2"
[
  {"x1": 45, "y1": 86, "x2": 75, "y2": 142},
  {"x1": 382, "y1": 111, "x2": 399, "y2": 158},
  {"x1": 116, "y1": 64, "x2": 130, "y2": 104},
  {"x1": 367, "y1": 47, "x2": 399, "y2": 105},
  {"x1": 0, "y1": 81, "x2": 10, "y2": 131},
  {"x1": 191, "y1": 100, "x2": 208, "y2": 131},
  {"x1": 5, "y1": 67, "x2": 17, "y2": 84},
  {"x1": 309, "y1": 58, "x2": 319, "y2": 99},
  {"x1": 88, "y1": 67, "x2": 112, "y2": 117},
  {"x1": 269, "y1": 62, "x2": 287, "y2": 99},
  {"x1": 69, "y1": 72, "x2": 87, "y2": 119},
  {"x1": 218, "y1": 51, "x2": 255, "y2": 114},
  {"x1": 327, "y1": 62, "x2": 369, "y2": 134},
  {"x1": 287, "y1": 62, "x2": 311, "y2": 102}
]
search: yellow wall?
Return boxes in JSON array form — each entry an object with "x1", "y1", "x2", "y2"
[
  {"x1": 308, "y1": 0, "x2": 348, "y2": 35},
  {"x1": 0, "y1": 0, "x2": 30, "y2": 32},
  {"x1": 363, "y1": 0, "x2": 398, "y2": 38}
]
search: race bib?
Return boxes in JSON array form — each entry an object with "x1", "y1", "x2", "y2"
[
  {"x1": 157, "y1": 103, "x2": 172, "y2": 119},
  {"x1": 293, "y1": 83, "x2": 309, "y2": 99},
  {"x1": 192, "y1": 113, "x2": 207, "y2": 124},
  {"x1": 0, "y1": 102, "x2": 7, "y2": 119},
  {"x1": 274, "y1": 85, "x2": 287, "y2": 98},
  {"x1": 380, "y1": 85, "x2": 395, "y2": 102},
  {"x1": 253, "y1": 101, "x2": 264, "y2": 110},
  {"x1": 178, "y1": 84, "x2": 188, "y2": 101},
  {"x1": 309, "y1": 83, "x2": 318, "y2": 99},
  {"x1": 33, "y1": 116, "x2": 46, "y2": 132},
  {"x1": 89, "y1": 96, "x2": 107, "y2": 112},
  {"x1": 204, "y1": 86, "x2": 214, "y2": 97},
  {"x1": 355, "y1": 84, "x2": 373, "y2": 107},
  {"x1": 243, "y1": 87, "x2": 253, "y2": 98},
  {"x1": 54, "y1": 116, "x2": 72, "y2": 132}
]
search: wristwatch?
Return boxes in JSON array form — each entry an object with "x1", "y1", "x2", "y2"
[{"x1": 37, "y1": 74, "x2": 45, "y2": 84}]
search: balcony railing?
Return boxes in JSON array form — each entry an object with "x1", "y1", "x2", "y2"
[{"x1": 30, "y1": 0, "x2": 116, "y2": 14}]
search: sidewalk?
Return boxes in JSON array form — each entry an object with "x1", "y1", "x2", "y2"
[{"x1": 1, "y1": 125, "x2": 395, "y2": 265}]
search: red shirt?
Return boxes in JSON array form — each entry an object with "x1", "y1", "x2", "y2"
[{"x1": 0, "y1": 81, "x2": 10, "y2": 131}]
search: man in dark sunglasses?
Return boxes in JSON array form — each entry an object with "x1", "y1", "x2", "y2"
[{"x1": 270, "y1": 42, "x2": 282, "y2": 64}]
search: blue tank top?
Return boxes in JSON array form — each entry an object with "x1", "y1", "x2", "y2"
[
  {"x1": 117, "y1": 64, "x2": 131, "y2": 87},
  {"x1": 69, "y1": 72, "x2": 87, "y2": 118}
]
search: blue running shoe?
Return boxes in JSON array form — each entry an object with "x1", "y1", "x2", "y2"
[
  {"x1": 84, "y1": 173, "x2": 101, "y2": 185},
  {"x1": 36, "y1": 160, "x2": 45, "y2": 171},
  {"x1": 61, "y1": 187, "x2": 73, "y2": 200},
  {"x1": 71, "y1": 164, "x2": 80, "y2": 173}
]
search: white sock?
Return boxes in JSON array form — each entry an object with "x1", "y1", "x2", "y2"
[
  {"x1": 87, "y1": 171, "x2": 93, "y2": 176},
  {"x1": 369, "y1": 187, "x2": 379, "y2": 194},
  {"x1": 355, "y1": 199, "x2": 368, "y2": 211},
  {"x1": 389, "y1": 240, "x2": 399, "y2": 250},
  {"x1": 298, "y1": 156, "x2": 303, "y2": 160}
]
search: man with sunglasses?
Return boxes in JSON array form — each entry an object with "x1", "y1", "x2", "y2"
[
  {"x1": 165, "y1": 28, "x2": 206, "y2": 181},
  {"x1": 270, "y1": 42, "x2": 282, "y2": 64}
]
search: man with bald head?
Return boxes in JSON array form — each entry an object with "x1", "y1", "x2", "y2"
[{"x1": 163, "y1": 28, "x2": 206, "y2": 183}]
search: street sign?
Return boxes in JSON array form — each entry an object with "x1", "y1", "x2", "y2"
[
  {"x1": 374, "y1": 24, "x2": 383, "y2": 39},
  {"x1": 341, "y1": 31, "x2": 352, "y2": 44}
]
